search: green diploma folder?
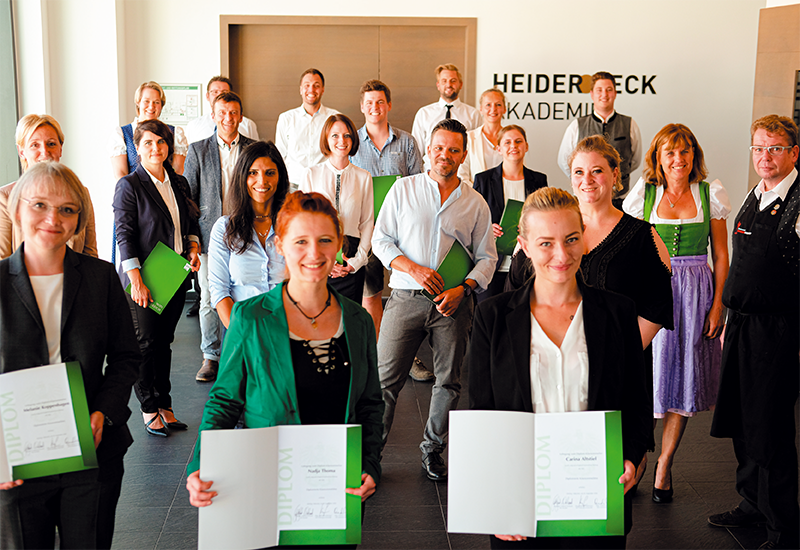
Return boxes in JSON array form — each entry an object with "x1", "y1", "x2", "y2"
[
  {"x1": 372, "y1": 175, "x2": 401, "y2": 219},
  {"x1": 0, "y1": 362, "x2": 98, "y2": 482},
  {"x1": 422, "y1": 239, "x2": 475, "y2": 302},
  {"x1": 496, "y1": 199, "x2": 524, "y2": 256},
  {"x1": 126, "y1": 241, "x2": 191, "y2": 314}
]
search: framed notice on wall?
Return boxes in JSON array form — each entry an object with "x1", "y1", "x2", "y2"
[{"x1": 161, "y1": 84, "x2": 202, "y2": 126}]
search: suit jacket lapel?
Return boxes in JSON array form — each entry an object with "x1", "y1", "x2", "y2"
[
  {"x1": 208, "y1": 134, "x2": 222, "y2": 204},
  {"x1": 260, "y1": 286, "x2": 299, "y2": 413},
  {"x1": 8, "y1": 246, "x2": 45, "y2": 335},
  {"x1": 523, "y1": 167, "x2": 536, "y2": 196},
  {"x1": 60, "y1": 249, "x2": 81, "y2": 334},
  {"x1": 506, "y1": 282, "x2": 534, "y2": 412},
  {"x1": 580, "y1": 283, "x2": 607, "y2": 409},
  {"x1": 136, "y1": 164, "x2": 171, "y2": 221}
]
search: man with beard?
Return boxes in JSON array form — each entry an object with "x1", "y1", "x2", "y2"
[
  {"x1": 275, "y1": 68, "x2": 340, "y2": 187},
  {"x1": 412, "y1": 64, "x2": 482, "y2": 171},
  {"x1": 372, "y1": 119, "x2": 496, "y2": 482}
]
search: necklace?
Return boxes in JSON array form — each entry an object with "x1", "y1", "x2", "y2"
[
  {"x1": 665, "y1": 187, "x2": 688, "y2": 208},
  {"x1": 255, "y1": 217, "x2": 271, "y2": 239},
  {"x1": 285, "y1": 285, "x2": 332, "y2": 330}
]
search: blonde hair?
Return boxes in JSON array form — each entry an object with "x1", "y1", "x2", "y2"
[
  {"x1": 479, "y1": 87, "x2": 505, "y2": 105},
  {"x1": 751, "y1": 114, "x2": 798, "y2": 148},
  {"x1": 519, "y1": 187, "x2": 583, "y2": 240},
  {"x1": 435, "y1": 64, "x2": 462, "y2": 82},
  {"x1": 568, "y1": 135, "x2": 623, "y2": 192},
  {"x1": 9, "y1": 162, "x2": 91, "y2": 236},
  {"x1": 15, "y1": 115, "x2": 65, "y2": 171},
  {"x1": 134, "y1": 81, "x2": 166, "y2": 115}
]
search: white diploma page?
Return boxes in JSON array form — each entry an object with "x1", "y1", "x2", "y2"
[
  {"x1": 448, "y1": 410, "x2": 537, "y2": 537},
  {"x1": 0, "y1": 363, "x2": 81, "y2": 468},
  {"x1": 198, "y1": 424, "x2": 352, "y2": 550},
  {"x1": 535, "y1": 412, "x2": 607, "y2": 522},
  {"x1": 448, "y1": 410, "x2": 616, "y2": 537}
]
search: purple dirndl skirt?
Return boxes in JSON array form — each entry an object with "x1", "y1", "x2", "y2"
[{"x1": 653, "y1": 255, "x2": 721, "y2": 417}]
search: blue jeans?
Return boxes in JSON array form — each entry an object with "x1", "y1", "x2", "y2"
[
  {"x1": 377, "y1": 289, "x2": 474, "y2": 455},
  {"x1": 198, "y1": 253, "x2": 221, "y2": 361}
]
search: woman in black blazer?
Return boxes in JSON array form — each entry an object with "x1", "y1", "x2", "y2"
[
  {"x1": 113, "y1": 119, "x2": 200, "y2": 438},
  {"x1": 467, "y1": 188, "x2": 650, "y2": 549},
  {"x1": 0, "y1": 162, "x2": 140, "y2": 549},
  {"x1": 473, "y1": 125, "x2": 547, "y2": 299}
]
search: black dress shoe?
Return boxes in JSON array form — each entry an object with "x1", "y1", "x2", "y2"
[
  {"x1": 144, "y1": 414, "x2": 168, "y2": 437},
  {"x1": 159, "y1": 408, "x2": 188, "y2": 430},
  {"x1": 422, "y1": 452, "x2": 447, "y2": 481},
  {"x1": 652, "y1": 461, "x2": 673, "y2": 503},
  {"x1": 708, "y1": 506, "x2": 766, "y2": 528}
]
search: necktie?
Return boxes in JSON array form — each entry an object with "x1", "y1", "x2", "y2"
[
  {"x1": 445, "y1": 104, "x2": 453, "y2": 119},
  {"x1": 335, "y1": 173, "x2": 341, "y2": 212}
]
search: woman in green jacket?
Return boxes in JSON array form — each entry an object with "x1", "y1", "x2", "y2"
[{"x1": 186, "y1": 191, "x2": 384, "y2": 505}]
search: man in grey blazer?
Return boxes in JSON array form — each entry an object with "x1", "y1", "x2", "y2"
[{"x1": 185, "y1": 90, "x2": 255, "y2": 382}]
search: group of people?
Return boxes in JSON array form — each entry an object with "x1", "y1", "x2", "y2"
[{"x1": 0, "y1": 61, "x2": 794, "y2": 550}]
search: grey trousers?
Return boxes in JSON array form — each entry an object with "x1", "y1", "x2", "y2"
[{"x1": 378, "y1": 289, "x2": 474, "y2": 455}]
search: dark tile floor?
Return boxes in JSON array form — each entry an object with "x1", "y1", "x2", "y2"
[{"x1": 111, "y1": 304, "x2": 799, "y2": 550}]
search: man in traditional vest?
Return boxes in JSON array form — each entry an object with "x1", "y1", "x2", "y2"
[
  {"x1": 557, "y1": 71, "x2": 641, "y2": 205},
  {"x1": 708, "y1": 114, "x2": 799, "y2": 550}
]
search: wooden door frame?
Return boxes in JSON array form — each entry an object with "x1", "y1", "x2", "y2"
[{"x1": 219, "y1": 15, "x2": 478, "y2": 105}]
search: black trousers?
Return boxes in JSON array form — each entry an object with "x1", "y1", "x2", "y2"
[
  {"x1": 489, "y1": 535, "x2": 625, "y2": 549},
  {"x1": 96, "y1": 456, "x2": 125, "y2": 550},
  {"x1": 1, "y1": 469, "x2": 101, "y2": 549},
  {"x1": 128, "y1": 288, "x2": 186, "y2": 413},
  {"x1": 734, "y1": 437, "x2": 799, "y2": 547}
]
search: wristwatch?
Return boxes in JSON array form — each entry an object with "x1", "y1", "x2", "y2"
[{"x1": 459, "y1": 282, "x2": 473, "y2": 297}]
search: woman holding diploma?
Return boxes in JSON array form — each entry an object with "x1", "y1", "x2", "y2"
[
  {"x1": 186, "y1": 192, "x2": 384, "y2": 510},
  {"x1": 299, "y1": 114, "x2": 373, "y2": 304},
  {"x1": 473, "y1": 125, "x2": 547, "y2": 298},
  {"x1": 0, "y1": 162, "x2": 140, "y2": 549},
  {"x1": 208, "y1": 141, "x2": 289, "y2": 329},
  {"x1": 468, "y1": 187, "x2": 651, "y2": 549},
  {"x1": 113, "y1": 119, "x2": 201, "y2": 438}
]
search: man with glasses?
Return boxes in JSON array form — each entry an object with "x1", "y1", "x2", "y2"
[{"x1": 708, "y1": 114, "x2": 799, "y2": 550}]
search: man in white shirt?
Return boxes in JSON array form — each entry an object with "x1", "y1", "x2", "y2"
[
  {"x1": 708, "y1": 115, "x2": 799, "y2": 550},
  {"x1": 557, "y1": 71, "x2": 641, "y2": 203},
  {"x1": 185, "y1": 91, "x2": 255, "y2": 382},
  {"x1": 275, "y1": 69, "x2": 340, "y2": 186},
  {"x1": 373, "y1": 119, "x2": 497, "y2": 482},
  {"x1": 412, "y1": 64, "x2": 482, "y2": 171},
  {"x1": 185, "y1": 76, "x2": 259, "y2": 144}
]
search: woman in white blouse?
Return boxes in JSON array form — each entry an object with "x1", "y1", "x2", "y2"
[
  {"x1": 623, "y1": 123, "x2": 730, "y2": 504},
  {"x1": 300, "y1": 114, "x2": 374, "y2": 304},
  {"x1": 468, "y1": 187, "x2": 650, "y2": 549},
  {"x1": 458, "y1": 88, "x2": 506, "y2": 185}
]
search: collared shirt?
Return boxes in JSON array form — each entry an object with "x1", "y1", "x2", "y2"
[
  {"x1": 529, "y1": 302, "x2": 589, "y2": 413},
  {"x1": 411, "y1": 98, "x2": 482, "y2": 170},
  {"x1": 120, "y1": 165, "x2": 184, "y2": 274},
  {"x1": 299, "y1": 160, "x2": 374, "y2": 272},
  {"x1": 752, "y1": 167, "x2": 800, "y2": 236},
  {"x1": 275, "y1": 104, "x2": 341, "y2": 184},
  {"x1": 458, "y1": 125, "x2": 504, "y2": 185},
  {"x1": 556, "y1": 110, "x2": 642, "y2": 177},
  {"x1": 208, "y1": 216, "x2": 285, "y2": 307},
  {"x1": 372, "y1": 172, "x2": 497, "y2": 291},
  {"x1": 185, "y1": 113, "x2": 260, "y2": 144},
  {"x1": 217, "y1": 132, "x2": 242, "y2": 215},
  {"x1": 110, "y1": 117, "x2": 189, "y2": 158},
  {"x1": 350, "y1": 124, "x2": 423, "y2": 177}
]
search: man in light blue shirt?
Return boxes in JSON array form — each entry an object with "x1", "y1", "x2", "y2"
[
  {"x1": 350, "y1": 79, "x2": 427, "y2": 376},
  {"x1": 372, "y1": 119, "x2": 496, "y2": 482}
]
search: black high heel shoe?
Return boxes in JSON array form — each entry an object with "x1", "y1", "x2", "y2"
[
  {"x1": 159, "y1": 408, "x2": 188, "y2": 431},
  {"x1": 144, "y1": 412, "x2": 169, "y2": 437},
  {"x1": 652, "y1": 461, "x2": 673, "y2": 503}
]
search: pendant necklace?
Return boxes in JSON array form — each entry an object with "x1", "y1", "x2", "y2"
[
  {"x1": 285, "y1": 285, "x2": 332, "y2": 330},
  {"x1": 666, "y1": 188, "x2": 687, "y2": 208}
]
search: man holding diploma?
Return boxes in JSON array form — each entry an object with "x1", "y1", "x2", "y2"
[
  {"x1": 372, "y1": 118, "x2": 496, "y2": 482},
  {"x1": 467, "y1": 188, "x2": 651, "y2": 548}
]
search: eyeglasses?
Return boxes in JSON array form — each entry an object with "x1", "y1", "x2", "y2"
[
  {"x1": 20, "y1": 198, "x2": 81, "y2": 217},
  {"x1": 749, "y1": 145, "x2": 795, "y2": 156}
]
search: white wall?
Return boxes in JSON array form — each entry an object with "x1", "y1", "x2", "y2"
[{"x1": 15, "y1": 0, "x2": 768, "y2": 260}]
